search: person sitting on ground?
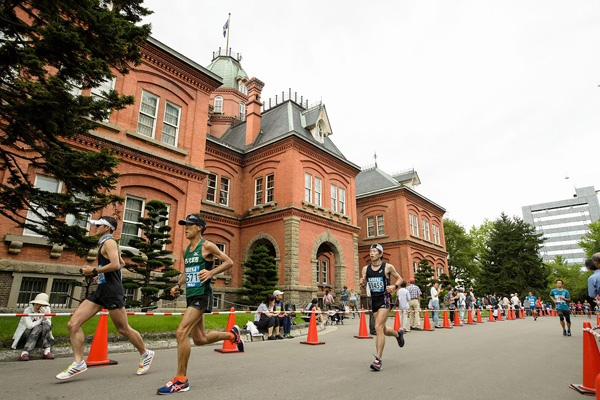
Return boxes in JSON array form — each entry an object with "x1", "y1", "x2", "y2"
[
  {"x1": 12, "y1": 293, "x2": 54, "y2": 361},
  {"x1": 273, "y1": 290, "x2": 293, "y2": 339},
  {"x1": 254, "y1": 293, "x2": 282, "y2": 340},
  {"x1": 305, "y1": 298, "x2": 324, "y2": 324}
]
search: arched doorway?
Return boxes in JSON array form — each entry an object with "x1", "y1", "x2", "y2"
[{"x1": 311, "y1": 230, "x2": 345, "y2": 296}]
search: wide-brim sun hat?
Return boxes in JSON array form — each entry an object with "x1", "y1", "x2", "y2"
[{"x1": 30, "y1": 293, "x2": 50, "y2": 306}]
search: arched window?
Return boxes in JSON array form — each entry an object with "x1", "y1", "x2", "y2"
[
  {"x1": 239, "y1": 102, "x2": 246, "y2": 121},
  {"x1": 214, "y1": 96, "x2": 223, "y2": 113}
]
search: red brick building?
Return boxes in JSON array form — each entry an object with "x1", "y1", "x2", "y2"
[
  {"x1": 356, "y1": 167, "x2": 448, "y2": 280},
  {"x1": 0, "y1": 41, "x2": 447, "y2": 309}
]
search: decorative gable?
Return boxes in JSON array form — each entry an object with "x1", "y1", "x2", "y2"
[{"x1": 302, "y1": 104, "x2": 332, "y2": 143}]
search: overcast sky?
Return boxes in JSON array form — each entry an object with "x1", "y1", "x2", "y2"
[{"x1": 142, "y1": 0, "x2": 600, "y2": 230}]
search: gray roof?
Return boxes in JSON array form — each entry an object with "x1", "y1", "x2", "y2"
[
  {"x1": 356, "y1": 167, "x2": 446, "y2": 211},
  {"x1": 356, "y1": 167, "x2": 401, "y2": 196},
  {"x1": 210, "y1": 101, "x2": 355, "y2": 168}
]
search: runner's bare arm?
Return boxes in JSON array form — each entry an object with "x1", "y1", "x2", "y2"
[
  {"x1": 82, "y1": 239, "x2": 120, "y2": 275},
  {"x1": 386, "y1": 263, "x2": 403, "y2": 293},
  {"x1": 359, "y1": 266, "x2": 367, "y2": 287},
  {"x1": 198, "y1": 241, "x2": 233, "y2": 283}
]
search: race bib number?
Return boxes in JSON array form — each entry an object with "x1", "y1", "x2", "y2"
[
  {"x1": 97, "y1": 272, "x2": 106, "y2": 284},
  {"x1": 185, "y1": 266, "x2": 200, "y2": 287},
  {"x1": 367, "y1": 277, "x2": 385, "y2": 293}
]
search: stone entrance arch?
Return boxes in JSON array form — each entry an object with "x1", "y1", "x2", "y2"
[
  {"x1": 243, "y1": 233, "x2": 281, "y2": 265},
  {"x1": 311, "y1": 230, "x2": 346, "y2": 292}
]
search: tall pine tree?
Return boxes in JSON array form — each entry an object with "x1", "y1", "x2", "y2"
[
  {"x1": 479, "y1": 213, "x2": 548, "y2": 295},
  {"x1": 0, "y1": 1, "x2": 151, "y2": 255},
  {"x1": 235, "y1": 245, "x2": 278, "y2": 307}
]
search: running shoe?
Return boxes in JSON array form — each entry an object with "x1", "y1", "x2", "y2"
[
  {"x1": 567, "y1": 330, "x2": 572, "y2": 336},
  {"x1": 157, "y1": 378, "x2": 189, "y2": 395},
  {"x1": 137, "y1": 349, "x2": 155, "y2": 375},
  {"x1": 370, "y1": 356, "x2": 382, "y2": 371},
  {"x1": 396, "y1": 328, "x2": 405, "y2": 348},
  {"x1": 275, "y1": 334, "x2": 284, "y2": 340},
  {"x1": 284, "y1": 333, "x2": 294, "y2": 339},
  {"x1": 42, "y1": 352, "x2": 55, "y2": 360},
  {"x1": 18, "y1": 353, "x2": 29, "y2": 361},
  {"x1": 56, "y1": 361, "x2": 88, "y2": 380},
  {"x1": 230, "y1": 325, "x2": 244, "y2": 352},
  {"x1": 563, "y1": 330, "x2": 567, "y2": 336}
]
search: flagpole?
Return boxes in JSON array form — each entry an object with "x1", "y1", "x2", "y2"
[{"x1": 225, "y1": 13, "x2": 231, "y2": 56}]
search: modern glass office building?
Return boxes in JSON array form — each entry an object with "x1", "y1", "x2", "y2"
[{"x1": 522, "y1": 186, "x2": 600, "y2": 265}]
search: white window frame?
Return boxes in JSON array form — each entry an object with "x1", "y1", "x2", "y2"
[
  {"x1": 24, "y1": 175, "x2": 63, "y2": 236},
  {"x1": 254, "y1": 177, "x2": 263, "y2": 206},
  {"x1": 206, "y1": 173, "x2": 217, "y2": 202},
  {"x1": 239, "y1": 102, "x2": 246, "y2": 121},
  {"x1": 214, "y1": 243, "x2": 226, "y2": 267},
  {"x1": 331, "y1": 184, "x2": 337, "y2": 212},
  {"x1": 314, "y1": 177, "x2": 322, "y2": 206},
  {"x1": 212, "y1": 293, "x2": 224, "y2": 309},
  {"x1": 413, "y1": 262, "x2": 418, "y2": 274},
  {"x1": 214, "y1": 96, "x2": 223, "y2": 113},
  {"x1": 238, "y1": 81, "x2": 248, "y2": 95},
  {"x1": 321, "y1": 259, "x2": 328, "y2": 284},
  {"x1": 137, "y1": 90, "x2": 159, "y2": 138},
  {"x1": 161, "y1": 101, "x2": 181, "y2": 147},
  {"x1": 304, "y1": 173, "x2": 312, "y2": 203},
  {"x1": 316, "y1": 260, "x2": 321, "y2": 284},
  {"x1": 410, "y1": 214, "x2": 419, "y2": 237},
  {"x1": 90, "y1": 76, "x2": 116, "y2": 123},
  {"x1": 266, "y1": 174, "x2": 274, "y2": 203},
  {"x1": 219, "y1": 176, "x2": 230, "y2": 206},
  {"x1": 121, "y1": 196, "x2": 145, "y2": 247},
  {"x1": 339, "y1": 188, "x2": 345, "y2": 215},
  {"x1": 366, "y1": 216, "x2": 375, "y2": 237},
  {"x1": 376, "y1": 214, "x2": 385, "y2": 236},
  {"x1": 422, "y1": 219, "x2": 430, "y2": 241}
]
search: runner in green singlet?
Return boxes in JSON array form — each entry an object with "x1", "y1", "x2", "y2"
[{"x1": 157, "y1": 213, "x2": 243, "y2": 395}]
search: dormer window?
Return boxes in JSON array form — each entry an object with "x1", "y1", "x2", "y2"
[
  {"x1": 314, "y1": 120, "x2": 325, "y2": 143},
  {"x1": 214, "y1": 96, "x2": 223, "y2": 113},
  {"x1": 238, "y1": 81, "x2": 248, "y2": 95}
]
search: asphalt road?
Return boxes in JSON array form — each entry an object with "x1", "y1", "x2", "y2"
[{"x1": 0, "y1": 313, "x2": 591, "y2": 400}]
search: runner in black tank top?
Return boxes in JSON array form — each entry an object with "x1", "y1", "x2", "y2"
[
  {"x1": 360, "y1": 243, "x2": 405, "y2": 371},
  {"x1": 57, "y1": 216, "x2": 154, "y2": 380}
]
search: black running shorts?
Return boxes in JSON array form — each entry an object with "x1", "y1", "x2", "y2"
[
  {"x1": 186, "y1": 294, "x2": 213, "y2": 313},
  {"x1": 370, "y1": 294, "x2": 391, "y2": 312},
  {"x1": 87, "y1": 288, "x2": 125, "y2": 310},
  {"x1": 557, "y1": 309, "x2": 571, "y2": 323}
]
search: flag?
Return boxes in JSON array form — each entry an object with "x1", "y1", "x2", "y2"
[{"x1": 223, "y1": 19, "x2": 229, "y2": 38}]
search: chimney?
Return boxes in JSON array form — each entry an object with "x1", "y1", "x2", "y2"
[{"x1": 245, "y1": 77, "x2": 265, "y2": 146}]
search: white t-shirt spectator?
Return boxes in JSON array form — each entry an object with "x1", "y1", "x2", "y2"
[
  {"x1": 511, "y1": 296, "x2": 520, "y2": 306},
  {"x1": 397, "y1": 287, "x2": 411, "y2": 310},
  {"x1": 430, "y1": 287, "x2": 439, "y2": 300}
]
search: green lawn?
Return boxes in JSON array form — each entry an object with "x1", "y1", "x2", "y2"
[{"x1": 1, "y1": 313, "x2": 307, "y2": 342}]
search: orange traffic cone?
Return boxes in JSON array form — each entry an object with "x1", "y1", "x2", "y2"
[
  {"x1": 570, "y1": 321, "x2": 600, "y2": 395},
  {"x1": 453, "y1": 309, "x2": 462, "y2": 326},
  {"x1": 476, "y1": 309, "x2": 485, "y2": 323},
  {"x1": 466, "y1": 309, "x2": 475, "y2": 325},
  {"x1": 442, "y1": 310, "x2": 453, "y2": 328},
  {"x1": 86, "y1": 309, "x2": 118, "y2": 367},
  {"x1": 497, "y1": 309, "x2": 503, "y2": 321},
  {"x1": 215, "y1": 308, "x2": 243, "y2": 353},
  {"x1": 355, "y1": 308, "x2": 373, "y2": 339},
  {"x1": 422, "y1": 309, "x2": 433, "y2": 331},
  {"x1": 393, "y1": 308, "x2": 401, "y2": 331},
  {"x1": 301, "y1": 310, "x2": 325, "y2": 345},
  {"x1": 488, "y1": 309, "x2": 496, "y2": 322},
  {"x1": 596, "y1": 372, "x2": 600, "y2": 400},
  {"x1": 596, "y1": 313, "x2": 600, "y2": 326}
]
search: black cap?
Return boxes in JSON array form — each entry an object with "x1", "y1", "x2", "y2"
[{"x1": 178, "y1": 214, "x2": 206, "y2": 227}]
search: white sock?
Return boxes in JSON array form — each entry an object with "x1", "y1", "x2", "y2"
[
  {"x1": 73, "y1": 360, "x2": 85, "y2": 367},
  {"x1": 43, "y1": 348, "x2": 51, "y2": 355},
  {"x1": 141, "y1": 350, "x2": 149, "y2": 358}
]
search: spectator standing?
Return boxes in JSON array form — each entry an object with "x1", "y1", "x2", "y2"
[
  {"x1": 397, "y1": 282, "x2": 411, "y2": 332},
  {"x1": 407, "y1": 278, "x2": 422, "y2": 330},
  {"x1": 511, "y1": 293, "x2": 521, "y2": 312},
  {"x1": 340, "y1": 286, "x2": 349, "y2": 308},
  {"x1": 430, "y1": 282, "x2": 441, "y2": 328},
  {"x1": 323, "y1": 290, "x2": 334, "y2": 311},
  {"x1": 273, "y1": 290, "x2": 293, "y2": 339},
  {"x1": 12, "y1": 293, "x2": 54, "y2": 361},
  {"x1": 348, "y1": 289, "x2": 359, "y2": 318},
  {"x1": 444, "y1": 287, "x2": 456, "y2": 324},
  {"x1": 255, "y1": 293, "x2": 282, "y2": 340},
  {"x1": 457, "y1": 289, "x2": 466, "y2": 322},
  {"x1": 586, "y1": 256, "x2": 600, "y2": 301}
]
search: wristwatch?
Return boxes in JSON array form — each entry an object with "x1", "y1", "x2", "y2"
[{"x1": 92, "y1": 267, "x2": 98, "y2": 276}]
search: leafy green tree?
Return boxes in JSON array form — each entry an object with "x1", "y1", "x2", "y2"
[
  {"x1": 235, "y1": 245, "x2": 278, "y2": 307},
  {"x1": 545, "y1": 256, "x2": 588, "y2": 302},
  {"x1": 444, "y1": 218, "x2": 479, "y2": 287},
  {"x1": 579, "y1": 220, "x2": 600, "y2": 259},
  {"x1": 122, "y1": 200, "x2": 179, "y2": 309},
  {"x1": 414, "y1": 258, "x2": 435, "y2": 308},
  {"x1": 0, "y1": 1, "x2": 151, "y2": 255},
  {"x1": 438, "y1": 273, "x2": 455, "y2": 289},
  {"x1": 478, "y1": 213, "x2": 548, "y2": 296},
  {"x1": 469, "y1": 219, "x2": 494, "y2": 263}
]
